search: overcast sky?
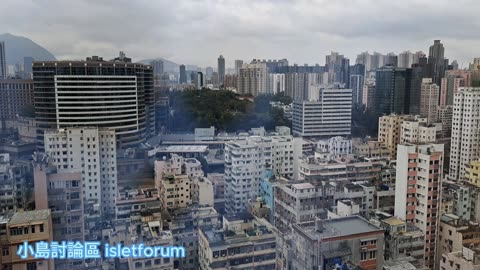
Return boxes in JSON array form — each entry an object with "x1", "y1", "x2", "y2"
[{"x1": 1, "y1": 0, "x2": 479, "y2": 68}]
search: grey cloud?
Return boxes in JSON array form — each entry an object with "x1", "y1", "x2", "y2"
[{"x1": 0, "y1": 0, "x2": 479, "y2": 67}]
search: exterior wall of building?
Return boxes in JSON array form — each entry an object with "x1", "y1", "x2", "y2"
[
  {"x1": 44, "y1": 127, "x2": 117, "y2": 216},
  {"x1": 292, "y1": 88, "x2": 352, "y2": 137},
  {"x1": 0, "y1": 80, "x2": 34, "y2": 121},
  {"x1": 449, "y1": 88, "x2": 480, "y2": 181},
  {"x1": 420, "y1": 78, "x2": 439, "y2": 123},
  {"x1": 32, "y1": 60, "x2": 154, "y2": 149},
  {"x1": 394, "y1": 143, "x2": 444, "y2": 268}
]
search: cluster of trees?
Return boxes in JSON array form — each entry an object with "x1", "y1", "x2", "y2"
[{"x1": 168, "y1": 89, "x2": 291, "y2": 132}]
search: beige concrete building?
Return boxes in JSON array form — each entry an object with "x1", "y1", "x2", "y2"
[
  {"x1": 0, "y1": 209, "x2": 54, "y2": 270},
  {"x1": 420, "y1": 78, "x2": 440, "y2": 124},
  {"x1": 352, "y1": 139, "x2": 390, "y2": 160},
  {"x1": 400, "y1": 119, "x2": 439, "y2": 144},
  {"x1": 158, "y1": 174, "x2": 191, "y2": 210},
  {"x1": 378, "y1": 114, "x2": 410, "y2": 159},
  {"x1": 192, "y1": 176, "x2": 214, "y2": 207}
]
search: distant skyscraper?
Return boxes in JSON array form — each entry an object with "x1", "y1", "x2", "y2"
[
  {"x1": 398, "y1": 51, "x2": 414, "y2": 68},
  {"x1": 205, "y1": 67, "x2": 213, "y2": 80},
  {"x1": 196, "y1": 72, "x2": 204, "y2": 89},
  {"x1": 23, "y1": 57, "x2": 33, "y2": 79},
  {"x1": 356, "y1": 51, "x2": 372, "y2": 72},
  {"x1": 428, "y1": 40, "x2": 445, "y2": 85},
  {"x1": 384, "y1": 52, "x2": 398, "y2": 67},
  {"x1": 325, "y1": 52, "x2": 349, "y2": 85},
  {"x1": 218, "y1": 55, "x2": 225, "y2": 86},
  {"x1": 0, "y1": 41, "x2": 6, "y2": 79},
  {"x1": 234, "y1": 60, "x2": 243, "y2": 75},
  {"x1": 151, "y1": 59, "x2": 164, "y2": 75},
  {"x1": 349, "y1": 74, "x2": 364, "y2": 106},
  {"x1": 179, "y1": 64, "x2": 187, "y2": 84}
]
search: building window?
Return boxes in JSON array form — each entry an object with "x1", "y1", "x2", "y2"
[
  {"x1": 361, "y1": 252, "x2": 368, "y2": 261},
  {"x1": 369, "y1": 251, "x2": 376, "y2": 259},
  {"x1": 2, "y1": 247, "x2": 9, "y2": 256},
  {"x1": 26, "y1": 262, "x2": 37, "y2": 270}
]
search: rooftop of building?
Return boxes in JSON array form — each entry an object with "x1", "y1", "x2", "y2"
[
  {"x1": 154, "y1": 145, "x2": 208, "y2": 153},
  {"x1": 294, "y1": 215, "x2": 383, "y2": 241},
  {"x1": 223, "y1": 212, "x2": 254, "y2": 223},
  {"x1": 383, "y1": 217, "x2": 406, "y2": 226},
  {"x1": 8, "y1": 209, "x2": 51, "y2": 225}
]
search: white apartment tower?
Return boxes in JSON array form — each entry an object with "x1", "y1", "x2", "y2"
[
  {"x1": 44, "y1": 127, "x2": 117, "y2": 216},
  {"x1": 420, "y1": 78, "x2": 440, "y2": 124},
  {"x1": 450, "y1": 88, "x2": 480, "y2": 181},
  {"x1": 224, "y1": 135, "x2": 294, "y2": 214},
  {"x1": 292, "y1": 87, "x2": 352, "y2": 137}
]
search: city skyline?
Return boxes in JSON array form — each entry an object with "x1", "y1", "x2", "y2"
[{"x1": 1, "y1": 0, "x2": 480, "y2": 67}]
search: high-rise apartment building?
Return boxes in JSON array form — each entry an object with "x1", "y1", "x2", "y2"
[
  {"x1": 0, "y1": 41, "x2": 6, "y2": 79},
  {"x1": 420, "y1": 78, "x2": 439, "y2": 123},
  {"x1": 217, "y1": 55, "x2": 225, "y2": 86},
  {"x1": 326, "y1": 52, "x2": 349, "y2": 85},
  {"x1": 32, "y1": 56, "x2": 154, "y2": 149},
  {"x1": 428, "y1": 40, "x2": 446, "y2": 86},
  {"x1": 400, "y1": 118, "x2": 438, "y2": 144},
  {"x1": 224, "y1": 135, "x2": 294, "y2": 214},
  {"x1": 449, "y1": 88, "x2": 480, "y2": 181},
  {"x1": 395, "y1": 143, "x2": 444, "y2": 268},
  {"x1": 437, "y1": 105, "x2": 453, "y2": 137},
  {"x1": 151, "y1": 59, "x2": 164, "y2": 75},
  {"x1": 237, "y1": 63, "x2": 267, "y2": 96},
  {"x1": 44, "y1": 127, "x2": 117, "y2": 217},
  {"x1": 350, "y1": 74, "x2": 364, "y2": 106},
  {"x1": 0, "y1": 79, "x2": 34, "y2": 121},
  {"x1": 234, "y1": 59, "x2": 243, "y2": 75},
  {"x1": 292, "y1": 87, "x2": 352, "y2": 137},
  {"x1": 362, "y1": 80, "x2": 376, "y2": 111},
  {"x1": 440, "y1": 70, "x2": 472, "y2": 106},
  {"x1": 268, "y1": 73, "x2": 285, "y2": 95},
  {"x1": 398, "y1": 51, "x2": 415, "y2": 68},
  {"x1": 33, "y1": 152, "x2": 86, "y2": 270}
]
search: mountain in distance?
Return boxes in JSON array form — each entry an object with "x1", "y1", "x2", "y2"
[
  {"x1": 139, "y1": 57, "x2": 199, "y2": 73},
  {"x1": 0, "y1": 33, "x2": 56, "y2": 65}
]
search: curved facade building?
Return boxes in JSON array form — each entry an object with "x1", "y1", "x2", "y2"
[{"x1": 33, "y1": 57, "x2": 154, "y2": 148}]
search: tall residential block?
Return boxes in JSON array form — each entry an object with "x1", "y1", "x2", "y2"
[
  {"x1": 237, "y1": 63, "x2": 267, "y2": 96},
  {"x1": 362, "y1": 80, "x2": 376, "y2": 111},
  {"x1": 440, "y1": 70, "x2": 472, "y2": 106},
  {"x1": 449, "y1": 88, "x2": 480, "y2": 181},
  {"x1": 234, "y1": 59, "x2": 243, "y2": 75},
  {"x1": 32, "y1": 56, "x2": 154, "y2": 149},
  {"x1": 420, "y1": 78, "x2": 439, "y2": 123},
  {"x1": 224, "y1": 135, "x2": 293, "y2": 214},
  {"x1": 395, "y1": 143, "x2": 444, "y2": 268},
  {"x1": 292, "y1": 87, "x2": 352, "y2": 137},
  {"x1": 44, "y1": 127, "x2": 117, "y2": 217},
  {"x1": 350, "y1": 74, "x2": 364, "y2": 106},
  {"x1": 179, "y1": 64, "x2": 187, "y2": 84}
]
